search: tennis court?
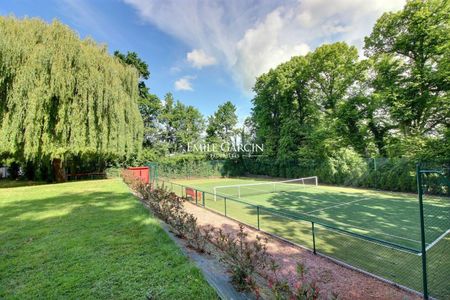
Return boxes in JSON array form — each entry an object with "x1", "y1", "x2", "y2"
[
  {"x1": 163, "y1": 176, "x2": 449, "y2": 298},
  {"x1": 173, "y1": 177, "x2": 448, "y2": 248}
]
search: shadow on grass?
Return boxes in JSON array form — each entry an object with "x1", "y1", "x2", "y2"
[
  {"x1": 0, "y1": 179, "x2": 47, "y2": 189},
  {"x1": 0, "y1": 186, "x2": 217, "y2": 299}
]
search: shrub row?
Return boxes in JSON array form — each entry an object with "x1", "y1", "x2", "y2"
[
  {"x1": 122, "y1": 172, "x2": 333, "y2": 299},
  {"x1": 152, "y1": 152, "x2": 418, "y2": 193}
]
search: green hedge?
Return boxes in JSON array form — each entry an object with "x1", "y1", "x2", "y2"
[
  {"x1": 158, "y1": 160, "x2": 226, "y2": 179},
  {"x1": 239, "y1": 153, "x2": 417, "y2": 193},
  {"x1": 151, "y1": 151, "x2": 419, "y2": 193}
]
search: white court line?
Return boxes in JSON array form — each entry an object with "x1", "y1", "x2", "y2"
[
  {"x1": 421, "y1": 229, "x2": 450, "y2": 254},
  {"x1": 299, "y1": 198, "x2": 423, "y2": 245},
  {"x1": 218, "y1": 187, "x2": 425, "y2": 246},
  {"x1": 305, "y1": 197, "x2": 371, "y2": 214},
  {"x1": 304, "y1": 211, "x2": 422, "y2": 245}
]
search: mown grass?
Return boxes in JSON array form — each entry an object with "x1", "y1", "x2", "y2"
[
  {"x1": 0, "y1": 179, "x2": 46, "y2": 189},
  {"x1": 0, "y1": 179, "x2": 217, "y2": 299}
]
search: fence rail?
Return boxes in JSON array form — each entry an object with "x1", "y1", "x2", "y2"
[{"x1": 155, "y1": 178, "x2": 431, "y2": 297}]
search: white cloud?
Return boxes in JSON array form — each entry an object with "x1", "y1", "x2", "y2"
[
  {"x1": 235, "y1": 8, "x2": 310, "y2": 90},
  {"x1": 174, "y1": 76, "x2": 195, "y2": 91},
  {"x1": 187, "y1": 49, "x2": 217, "y2": 68},
  {"x1": 124, "y1": 0, "x2": 405, "y2": 92}
]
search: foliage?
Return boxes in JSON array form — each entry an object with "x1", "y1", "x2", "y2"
[
  {"x1": 0, "y1": 17, "x2": 143, "y2": 180},
  {"x1": 154, "y1": 156, "x2": 226, "y2": 178},
  {"x1": 146, "y1": 152, "x2": 417, "y2": 192},
  {"x1": 213, "y1": 225, "x2": 272, "y2": 292},
  {"x1": 159, "y1": 93, "x2": 205, "y2": 153},
  {"x1": 206, "y1": 101, "x2": 238, "y2": 144},
  {"x1": 251, "y1": 0, "x2": 449, "y2": 165},
  {"x1": 267, "y1": 262, "x2": 322, "y2": 300},
  {"x1": 126, "y1": 175, "x2": 212, "y2": 253},
  {"x1": 114, "y1": 50, "x2": 162, "y2": 148},
  {"x1": 235, "y1": 154, "x2": 417, "y2": 192}
]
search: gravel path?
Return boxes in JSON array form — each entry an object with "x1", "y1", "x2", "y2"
[{"x1": 183, "y1": 202, "x2": 421, "y2": 300}]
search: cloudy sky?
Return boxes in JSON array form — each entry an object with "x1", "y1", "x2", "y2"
[{"x1": 1, "y1": 0, "x2": 405, "y2": 121}]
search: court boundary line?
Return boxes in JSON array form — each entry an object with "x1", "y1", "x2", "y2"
[
  {"x1": 286, "y1": 194, "x2": 424, "y2": 245},
  {"x1": 419, "y1": 229, "x2": 450, "y2": 255},
  {"x1": 210, "y1": 181, "x2": 440, "y2": 248},
  {"x1": 213, "y1": 176, "x2": 317, "y2": 200},
  {"x1": 213, "y1": 190, "x2": 423, "y2": 246},
  {"x1": 256, "y1": 207, "x2": 420, "y2": 255}
]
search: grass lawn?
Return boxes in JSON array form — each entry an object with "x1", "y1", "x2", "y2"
[
  {"x1": 0, "y1": 179, "x2": 46, "y2": 189},
  {"x1": 166, "y1": 177, "x2": 449, "y2": 299},
  {"x1": 0, "y1": 179, "x2": 217, "y2": 299}
]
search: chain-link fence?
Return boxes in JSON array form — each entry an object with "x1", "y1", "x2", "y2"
[
  {"x1": 154, "y1": 177, "x2": 437, "y2": 298},
  {"x1": 418, "y1": 163, "x2": 449, "y2": 299},
  {"x1": 150, "y1": 161, "x2": 450, "y2": 299}
]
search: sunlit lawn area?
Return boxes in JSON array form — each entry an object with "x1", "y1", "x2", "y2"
[{"x1": 0, "y1": 179, "x2": 216, "y2": 299}]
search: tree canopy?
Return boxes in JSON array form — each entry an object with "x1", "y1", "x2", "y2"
[
  {"x1": 0, "y1": 17, "x2": 143, "y2": 180},
  {"x1": 251, "y1": 0, "x2": 449, "y2": 162},
  {"x1": 206, "y1": 101, "x2": 238, "y2": 144}
]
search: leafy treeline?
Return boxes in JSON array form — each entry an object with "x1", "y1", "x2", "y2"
[
  {"x1": 149, "y1": 0, "x2": 449, "y2": 193},
  {"x1": 135, "y1": 0, "x2": 448, "y2": 170},
  {"x1": 0, "y1": 17, "x2": 143, "y2": 181},
  {"x1": 251, "y1": 0, "x2": 449, "y2": 164},
  {"x1": 114, "y1": 50, "x2": 244, "y2": 160},
  {"x1": 2, "y1": 1, "x2": 448, "y2": 186}
]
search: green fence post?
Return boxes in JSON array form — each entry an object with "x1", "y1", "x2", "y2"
[
  {"x1": 312, "y1": 222, "x2": 316, "y2": 254},
  {"x1": 257, "y1": 206, "x2": 260, "y2": 230},
  {"x1": 224, "y1": 197, "x2": 227, "y2": 216},
  {"x1": 202, "y1": 192, "x2": 205, "y2": 207},
  {"x1": 195, "y1": 190, "x2": 198, "y2": 205},
  {"x1": 416, "y1": 163, "x2": 428, "y2": 300}
]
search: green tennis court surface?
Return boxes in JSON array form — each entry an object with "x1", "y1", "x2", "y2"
[
  {"x1": 173, "y1": 177, "x2": 448, "y2": 249},
  {"x1": 166, "y1": 177, "x2": 449, "y2": 298}
]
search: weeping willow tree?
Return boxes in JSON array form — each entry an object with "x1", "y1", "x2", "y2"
[{"x1": 0, "y1": 17, "x2": 144, "y2": 181}]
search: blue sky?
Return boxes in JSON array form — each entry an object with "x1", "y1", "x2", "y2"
[{"x1": 1, "y1": 0, "x2": 405, "y2": 123}]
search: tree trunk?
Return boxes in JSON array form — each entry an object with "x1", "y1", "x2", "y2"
[
  {"x1": 52, "y1": 158, "x2": 66, "y2": 183},
  {"x1": 368, "y1": 121, "x2": 387, "y2": 157}
]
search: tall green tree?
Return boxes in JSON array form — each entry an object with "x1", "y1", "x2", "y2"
[
  {"x1": 0, "y1": 17, "x2": 143, "y2": 181},
  {"x1": 364, "y1": 0, "x2": 449, "y2": 136},
  {"x1": 307, "y1": 42, "x2": 360, "y2": 114},
  {"x1": 206, "y1": 101, "x2": 238, "y2": 143},
  {"x1": 252, "y1": 44, "x2": 363, "y2": 159},
  {"x1": 114, "y1": 51, "x2": 161, "y2": 147},
  {"x1": 160, "y1": 93, "x2": 204, "y2": 153}
]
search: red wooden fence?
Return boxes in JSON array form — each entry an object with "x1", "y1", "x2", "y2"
[{"x1": 126, "y1": 166, "x2": 149, "y2": 184}]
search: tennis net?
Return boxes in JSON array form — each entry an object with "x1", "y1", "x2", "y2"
[{"x1": 213, "y1": 176, "x2": 318, "y2": 200}]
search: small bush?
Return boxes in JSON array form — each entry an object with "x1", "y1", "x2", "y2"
[
  {"x1": 267, "y1": 262, "x2": 323, "y2": 300},
  {"x1": 212, "y1": 225, "x2": 272, "y2": 292}
]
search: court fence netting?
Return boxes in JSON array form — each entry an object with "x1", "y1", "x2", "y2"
[{"x1": 152, "y1": 163, "x2": 449, "y2": 299}]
